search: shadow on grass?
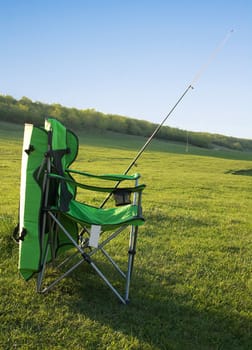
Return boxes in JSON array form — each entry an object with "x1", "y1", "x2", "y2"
[
  {"x1": 226, "y1": 168, "x2": 252, "y2": 176},
  {"x1": 3, "y1": 230, "x2": 251, "y2": 349},
  {"x1": 59, "y1": 261, "x2": 251, "y2": 350}
]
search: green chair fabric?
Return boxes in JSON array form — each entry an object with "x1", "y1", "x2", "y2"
[{"x1": 17, "y1": 118, "x2": 145, "y2": 303}]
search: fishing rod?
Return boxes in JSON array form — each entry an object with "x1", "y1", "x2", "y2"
[
  {"x1": 123, "y1": 84, "x2": 193, "y2": 175},
  {"x1": 100, "y1": 29, "x2": 234, "y2": 208}
]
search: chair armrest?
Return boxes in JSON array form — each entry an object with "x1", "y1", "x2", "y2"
[
  {"x1": 66, "y1": 168, "x2": 141, "y2": 182},
  {"x1": 48, "y1": 173, "x2": 145, "y2": 193}
]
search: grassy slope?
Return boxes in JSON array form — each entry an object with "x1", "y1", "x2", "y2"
[{"x1": 0, "y1": 121, "x2": 252, "y2": 349}]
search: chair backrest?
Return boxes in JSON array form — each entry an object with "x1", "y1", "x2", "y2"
[
  {"x1": 45, "y1": 118, "x2": 78, "y2": 172},
  {"x1": 44, "y1": 118, "x2": 79, "y2": 211}
]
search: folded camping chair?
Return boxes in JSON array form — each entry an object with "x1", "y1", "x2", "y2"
[{"x1": 17, "y1": 118, "x2": 145, "y2": 303}]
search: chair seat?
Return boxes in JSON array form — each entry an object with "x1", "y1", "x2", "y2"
[{"x1": 61, "y1": 200, "x2": 144, "y2": 227}]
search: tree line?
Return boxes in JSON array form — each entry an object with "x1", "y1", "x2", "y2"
[{"x1": 0, "y1": 94, "x2": 252, "y2": 151}]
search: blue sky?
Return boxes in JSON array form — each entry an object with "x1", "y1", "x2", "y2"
[{"x1": 0, "y1": 0, "x2": 251, "y2": 139}]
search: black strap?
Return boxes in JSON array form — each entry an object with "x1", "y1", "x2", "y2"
[
  {"x1": 13, "y1": 224, "x2": 27, "y2": 243},
  {"x1": 25, "y1": 144, "x2": 35, "y2": 155},
  {"x1": 128, "y1": 249, "x2": 136, "y2": 255}
]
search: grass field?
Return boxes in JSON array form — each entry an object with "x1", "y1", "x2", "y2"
[{"x1": 0, "y1": 121, "x2": 252, "y2": 349}]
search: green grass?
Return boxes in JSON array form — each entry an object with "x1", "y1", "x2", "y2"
[{"x1": 0, "y1": 121, "x2": 252, "y2": 349}]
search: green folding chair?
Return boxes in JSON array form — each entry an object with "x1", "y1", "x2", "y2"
[{"x1": 17, "y1": 118, "x2": 145, "y2": 303}]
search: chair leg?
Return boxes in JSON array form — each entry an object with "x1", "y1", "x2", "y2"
[
  {"x1": 37, "y1": 239, "x2": 50, "y2": 292},
  {"x1": 37, "y1": 211, "x2": 87, "y2": 293},
  {"x1": 88, "y1": 260, "x2": 127, "y2": 304},
  {"x1": 39, "y1": 212, "x2": 138, "y2": 304},
  {"x1": 101, "y1": 247, "x2": 126, "y2": 278},
  {"x1": 125, "y1": 225, "x2": 138, "y2": 303},
  {"x1": 40, "y1": 259, "x2": 85, "y2": 294}
]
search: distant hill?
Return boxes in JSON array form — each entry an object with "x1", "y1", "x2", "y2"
[{"x1": 1, "y1": 94, "x2": 252, "y2": 151}]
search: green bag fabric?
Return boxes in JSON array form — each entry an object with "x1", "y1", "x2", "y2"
[{"x1": 19, "y1": 125, "x2": 48, "y2": 280}]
